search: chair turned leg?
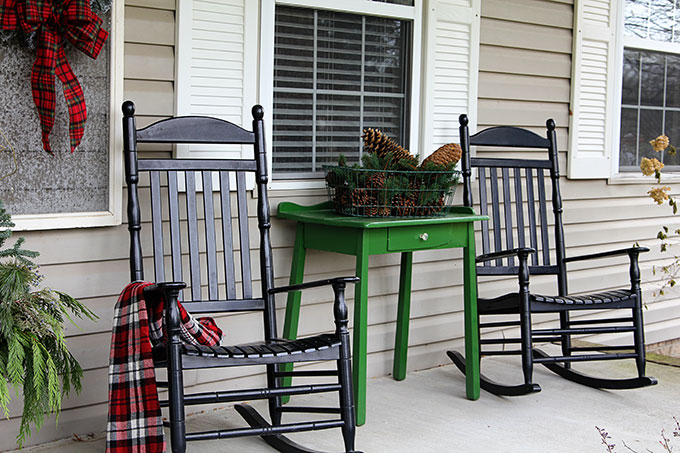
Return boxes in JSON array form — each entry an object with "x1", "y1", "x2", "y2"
[
  {"x1": 267, "y1": 363, "x2": 283, "y2": 426},
  {"x1": 165, "y1": 288, "x2": 187, "y2": 453},
  {"x1": 167, "y1": 357, "x2": 187, "y2": 453},
  {"x1": 558, "y1": 312, "x2": 572, "y2": 370},
  {"x1": 632, "y1": 307, "x2": 647, "y2": 378},
  {"x1": 519, "y1": 315, "x2": 534, "y2": 387},
  {"x1": 337, "y1": 353, "x2": 357, "y2": 453}
]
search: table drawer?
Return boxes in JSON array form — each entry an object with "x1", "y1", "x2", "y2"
[{"x1": 387, "y1": 225, "x2": 451, "y2": 251}]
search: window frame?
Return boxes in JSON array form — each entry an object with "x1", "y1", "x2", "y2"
[
  {"x1": 611, "y1": 0, "x2": 680, "y2": 180},
  {"x1": 260, "y1": 0, "x2": 423, "y2": 189},
  {"x1": 12, "y1": 1, "x2": 124, "y2": 230}
]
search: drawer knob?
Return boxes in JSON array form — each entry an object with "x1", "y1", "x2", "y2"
[{"x1": 420, "y1": 233, "x2": 429, "y2": 241}]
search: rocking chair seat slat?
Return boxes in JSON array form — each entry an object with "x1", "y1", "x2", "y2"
[
  {"x1": 153, "y1": 334, "x2": 342, "y2": 364},
  {"x1": 479, "y1": 289, "x2": 637, "y2": 315}
]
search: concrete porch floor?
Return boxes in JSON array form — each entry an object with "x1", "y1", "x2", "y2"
[{"x1": 19, "y1": 353, "x2": 680, "y2": 453}]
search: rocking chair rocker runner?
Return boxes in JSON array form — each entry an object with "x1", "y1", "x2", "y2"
[
  {"x1": 447, "y1": 114, "x2": 657, "y2": 396},
  {"x1": 123, "y1": 101, "x2": 360, "y2": 452}
]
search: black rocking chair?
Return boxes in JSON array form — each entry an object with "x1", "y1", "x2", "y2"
[
  {"x1": 123, "y1": 101, "x2": 360, "y2": 452},
  {"x1": 447, "y1": 114, "x2": 657, "y2": 396}
]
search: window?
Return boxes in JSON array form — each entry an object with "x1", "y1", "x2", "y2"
[
  {"x1": 619, "y1": 0, "x2": 680, "y2": 172},
  {"x1": 0, "y1": 2, "x2": 123, "y2": 229},
  {"x1": 198, "y1": 0, "x2": 479, "y2": 187},
  {"x1": 271, "y1": 3, "x2": 412, "y2": 179}
]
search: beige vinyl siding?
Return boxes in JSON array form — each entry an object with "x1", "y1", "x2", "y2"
[{"x1": 4, "y1": 0, "x2": 680, "y2": 449}]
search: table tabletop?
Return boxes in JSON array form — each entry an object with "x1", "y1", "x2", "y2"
[{"x1": 277, "y1": 201, "x2": 487, "y2": 228}]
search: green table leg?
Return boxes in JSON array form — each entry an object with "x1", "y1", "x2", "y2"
[
  {"x1": 353, "y1": 232, "x2": 369, "y2": 426},
  {"x1": 281, "y1": 223, "x2": 307, "y2": 403},
  {"x1": 463, "y1": 223, "x2": 480, "y2": 400},
  {"x1": 393, "y1": 252, "x2": 413, "y2": 381}
]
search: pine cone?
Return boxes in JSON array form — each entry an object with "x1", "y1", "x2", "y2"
[
  {"x1": 334, "y1": 188, "x2": 350, "y2": 212},
  {"x1": 419, "y1": 195, "x2": 446, "y2": 216},
  {"x1": 377, "y1": 206, "x2": 391, "y2": 217},
  {"x1": 363, "y1": 200, "x2": 379, "y2": 217},
  {"x1": 421, "y1": 143, "x2": 462, "y2": 168},
  {"x1": 392, "y1": 194, "x2": 416, "y2": 217},
  {"x1": 362, "y1": 128, "x2": 417, "y2": 169},
  {"x1": 350, "y1": 188, "x2": 369, "y2": 212},
  {"x1": 366, "y1": 171, "x2": 386, "y2": 190}
]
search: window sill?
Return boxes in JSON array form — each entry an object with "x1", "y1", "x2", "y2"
[
  {"x1": 12, "y1": 211, "x2": 122, "y2": 231},
  {"x1": 269, "y1": 179, "x2": 326, "y2": 191},
  {"x1": 608, "y1": 172, "x2": 680, "y2": 185}
]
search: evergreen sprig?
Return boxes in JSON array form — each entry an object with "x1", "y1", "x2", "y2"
[{"x1": 0, "y1": 201, "x2": 97, "y2": 448}]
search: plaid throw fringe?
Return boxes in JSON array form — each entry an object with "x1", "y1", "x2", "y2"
[
  {"x1": 106, "y1": 282, "x2": 223, "y2": 453},
  {"x1": 0, "y1": 0, "x2": 108, "y2": 153}
]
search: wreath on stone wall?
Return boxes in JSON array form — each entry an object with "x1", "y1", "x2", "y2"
[{"x1": 0, "y1": 0, "x2": 112, "y2": 154}]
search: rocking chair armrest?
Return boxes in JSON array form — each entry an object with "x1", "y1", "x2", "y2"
[
  {"x1": 269, "y1": 276, "x2": 360, "y2": 295},
  {"x1": 476, "y1": 247, "x2": 536, "y2": 263},
  {"x1": 563, "y1": 246, "x2": 650, "y2": 264},
  {"x1": 143, "y1": 282, "x2": 188, "y2": 330},
  {"x1": 143, "y1": 281, "x2": 187, "y2": 301}
]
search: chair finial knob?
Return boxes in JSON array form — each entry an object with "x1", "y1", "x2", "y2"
[
  {"x1": 252, "y1": 105, "x2": 265, "y2": 120},
  {"x1": 123, "y1": 101, "x2": 136, "y2": 116},
  {"x1": 459, "y1": 114, "x2": 469, "y2": 126},
  {"x1": 546, "y1": 118, "x2": 556, "y2": 131}
]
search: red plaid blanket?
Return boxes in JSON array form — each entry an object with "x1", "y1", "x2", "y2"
[{"x1": 106, "y1": 282, "x2": 222, "y2": 453}]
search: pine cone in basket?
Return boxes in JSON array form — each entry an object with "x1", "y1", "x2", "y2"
[
  {"x1": 366, "y1": 171, "x2": 386, "y2": 190},
  {"x1": 350, "y1": 188, "x2": 369, "y2": 208},
  {"x1": 362, "y1": 128, "x2": 417, "y2": 170},
  {"x1": 363, "y1": 196, "x2": 379, "y2": 217},
  {"x1": 421, "y1": 143, "x2": 462, "y2": 168},
  {"x1": 392, "y1": 193, "x2": 416, "y2": 217},
  {"x1": 334, "y1": 188, "x2": 350, "y2": 210},
  {"x1": 419, "y1": 195, "x2": 446, "y2": 216},
  {"x1": 377, "y1": 206, "x2": 391, "y2": 217}
]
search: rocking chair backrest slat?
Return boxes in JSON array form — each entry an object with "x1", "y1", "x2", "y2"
[
  {"x1": 489, "y1": 167, "x2": 503, "y2": 266},
  {"x1": 513, "y1": 168, "x2": 526, "y2": 251},
  {"x1": 536, "y1": 169, "x2": 550, "y2": 266},
  {"x1": 460, "y1": 114, "x2": 563, "y2": 278},
  {"x1": 525, "y1": 168, "x2": 539, "y2": 266},
  {"x1": 150, "y1": 171, "x2": 165, "y2": 283},
  {"x1": 478, "y1": 167, "x2": 491, "y2": 257},
  {"x1": 185, "y1": 170, "x2": 202, "y2": 301},
  {"x1": 167, "y1": 171, "x2": 183, "y2": 287},
  {"x1": 202, "y1": 171, "x2": 219, "y2": 300},
  {"x1": 219, "y1": 171, "x2": 237, "y2": 300},
  {"x1": 501, "y1": 167, "x2": 514, "y2": 266},
  {"x1": 236, "y1": 171, "x2": 253, "y2": 300},
  {"x1": 124, "y1": 102, "x2": 273, "y2": 326}
]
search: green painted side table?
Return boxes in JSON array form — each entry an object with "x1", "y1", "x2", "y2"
[{"x1": 277, "y1": 201, "x2": 487, "y2": 426}]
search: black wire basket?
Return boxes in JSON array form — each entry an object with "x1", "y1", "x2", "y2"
[{"x1": 323, "y1": 166, "x2": 460, "y2": 218}]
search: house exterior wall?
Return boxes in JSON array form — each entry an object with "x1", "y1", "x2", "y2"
[{"x1": 1, "y1": 0, "x2": 678, "y2": 448}]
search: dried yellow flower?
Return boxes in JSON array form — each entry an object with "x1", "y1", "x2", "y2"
[
  {"x1": 648, "y1": 186, "x2": 671, "y2": 205},
  {"x1": 640, "y1": 157, "x2": 664, "y2": 176},
  {"x1": 650, "y1": 135, "x2": 670, "y2": 152}
]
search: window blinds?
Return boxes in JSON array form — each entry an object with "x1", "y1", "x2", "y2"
[{"x1": 272, "y1": 5, "x2": 409, "y2": 178}]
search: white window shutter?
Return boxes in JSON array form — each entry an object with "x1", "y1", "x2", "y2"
[
  {"x1": 568, "y1": 0, "x2": 620, "y2": 179},
  {"x1": 420, "y1": 0, "x2": 481, "y2": 160},
  {"x1": 175, "y1": 0, "x2": 257, "y2": 164}
]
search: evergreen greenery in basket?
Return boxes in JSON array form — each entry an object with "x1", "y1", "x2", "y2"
[
  {"x1": 324, "y1": 129, "x2": 461, "y2": 217},
  {"x1": 0, "y1": 202, "x2": 97, "y2": 448}
]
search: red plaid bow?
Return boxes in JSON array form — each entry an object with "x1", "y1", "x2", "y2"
[{"x1": 0, "y1": 0, "x2": 108, "y2": 153}]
